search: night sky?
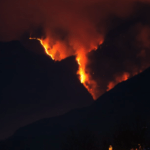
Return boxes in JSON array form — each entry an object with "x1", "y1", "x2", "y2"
[{"x1": 1, "y1": 0, "x2": 150, "y2": 141}]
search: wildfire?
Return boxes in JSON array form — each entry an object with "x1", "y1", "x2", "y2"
[
  {"x1": 29, "y1": 36, "x2": 102, "y2": 100},
  {"x1": 107, "y1": 72, "x2": 130, "y2": 91},
  {"x1": 29, "y1": 36, "x2": 146, "y2": 100},
  {"x1": 76, "y1": 57, "x2": 86, "y2": 83},
  {"x1": 76, "y1": 54, "x2": 95, "y2": 98},
  {"x1": 29, "y1": 37, "x2": 54, "y2": 60}
]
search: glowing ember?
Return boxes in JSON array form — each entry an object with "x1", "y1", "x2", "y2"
[{"x1": 76, "y1": 54, "x2": 95, "y2": 98}]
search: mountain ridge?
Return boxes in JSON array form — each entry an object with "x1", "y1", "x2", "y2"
[{"x1": 1, "y1": 66, "x2": 150, "y2": 150}]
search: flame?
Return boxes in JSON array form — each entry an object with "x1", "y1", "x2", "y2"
[
  {"x1": 76, "y1": 57, "x2": 86, "y2": 83},
  {"x1": 29, "y1": 37, "x2": 54, "y2": 60},
  {"x1": 76, "y1": 53, "x2": 95, "y2": 98},
  {"x1": 29, "y1": 36, "x2": 147, "y2": 100},
  {"x1": 29, "y1": 36, "x2": 103, "y2": 100},
  {"x1": 109, "y1": 145, "x2": 113, "y2": 150},
  {"x1": 107, "y1": 72, "x2": 130, "y2": 91}
]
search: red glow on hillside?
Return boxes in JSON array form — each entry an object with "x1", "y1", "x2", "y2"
[{"x1": 29, "y1": 36, "x2": 103, "y2": 100}]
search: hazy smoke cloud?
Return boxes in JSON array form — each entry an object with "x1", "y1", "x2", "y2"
[
  {"x1": 0, "y1": 0, "x2": 141, "y2": 42},
  {"x1": 1, "y1": 0, "x2": 150, "y2": 99}
]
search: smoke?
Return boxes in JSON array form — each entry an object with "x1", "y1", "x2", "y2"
[
  {"x1": 0, "y1": 0, "x2": 139, "y2": 42},
  {"x1": 1, "y1": 0, "x2": 150, "y2": 99},
  {"x1": 87, "y1": 6, "x2": 150, "y2": 96}
]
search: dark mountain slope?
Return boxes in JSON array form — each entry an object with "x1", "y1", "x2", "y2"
[
  {"x1": 1, "y1": 66, "x2": 150, "y2": 150},
  {"x1": 0, "y1": 40, "x2": 93, "y2": 140}
]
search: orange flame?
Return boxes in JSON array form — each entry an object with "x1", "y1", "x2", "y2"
[
  {"x1": 29, "y1": 36, "x2": 103, "y2": 100},
  {"x1": 29, "y1": 37, "x2": 54, "y2": 60},
  {"x1": 107, "y1": 72, "x2": 130, "y2": 91},
  {"x1": 76, "y1": 57, "x2": 86, "y2": 83},
  {"x1": 109, "y1": 145, "x2": 113, "y2": 150},
  {"x1": 76, "y1": 52, "x2": 95, "y2": 98},
  {"x1": 29, "y1": 36, "x2": 145, "y2": 100}
]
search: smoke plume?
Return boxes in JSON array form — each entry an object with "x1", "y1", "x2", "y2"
[{"x1": 1, "y1": 0, "x2": 150, "y2": 99}]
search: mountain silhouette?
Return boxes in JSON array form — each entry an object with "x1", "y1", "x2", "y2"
[
  {"x1": 1, "y1": 63, "x2": 150, "y2": 150},
  {"x1": 0, "y1": 40, "x2": 93, "y2": 140}
]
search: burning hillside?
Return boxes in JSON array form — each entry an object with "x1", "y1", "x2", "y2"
[
  {"x1": 1, "y1": 0, "x2": 150, "y2": 99},
  {"x1": 29, "y1": 36, "x2": 103, "y2": 99}
]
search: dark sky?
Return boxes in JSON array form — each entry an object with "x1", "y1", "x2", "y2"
[{"x1": 1, "y1": 0, "x2": 150, "y2": 141}]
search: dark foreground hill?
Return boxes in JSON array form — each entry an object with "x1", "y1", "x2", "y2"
[
  {"x1": 0, "y1": 40, "x2": 93, "y2": 140},
  {"x1": 1, "y1": 63, "x2": 150, "y2": 149}
]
